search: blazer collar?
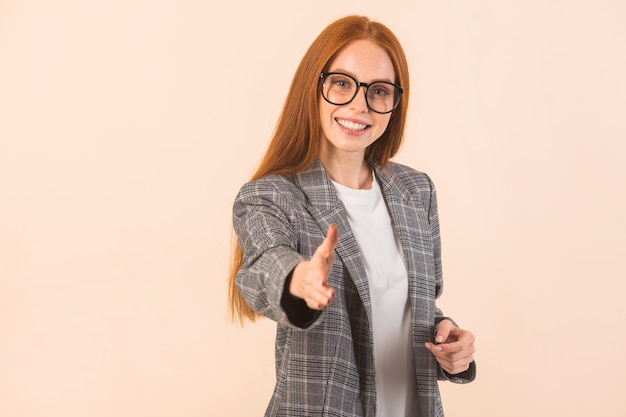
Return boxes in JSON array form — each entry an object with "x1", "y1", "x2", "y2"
[
  {"x1": 294, "y1": 158, "x2": 413, "y2": 208},
  {"x1": 293, "y1": 158, "x2": 341, "y2": 213}
]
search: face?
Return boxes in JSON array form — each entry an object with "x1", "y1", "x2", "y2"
[{"x1": 319, "y1": 39, "x2": 396, "y2": 162}]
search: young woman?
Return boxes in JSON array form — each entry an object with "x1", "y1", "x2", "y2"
[{"x1": 228, "y1": 15, "x2": 476, "y2": 417}]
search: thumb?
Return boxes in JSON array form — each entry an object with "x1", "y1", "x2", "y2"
[
  {"x1": 317, "y1": 224, "x2": 339, "y2": 256},
  {"x1": 435, "y1": 319, "x2": 454, "y2": 344}
]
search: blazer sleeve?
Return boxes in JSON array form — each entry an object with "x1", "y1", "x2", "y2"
[{"x1": 232, "y1": 179, "x2": 324, "y2": 329}]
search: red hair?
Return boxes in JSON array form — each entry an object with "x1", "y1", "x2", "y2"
[{"x1": 229, "y1": 15, "x2": 411, "y2": 324}]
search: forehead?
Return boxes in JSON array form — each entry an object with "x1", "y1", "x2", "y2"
[{"x1": 327, "y1": 39, "x2": 395, "y2": 81}]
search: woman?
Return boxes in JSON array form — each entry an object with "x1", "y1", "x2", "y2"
[{"x1": 228, "y1": 15, "x2": 476, "y2": 417}]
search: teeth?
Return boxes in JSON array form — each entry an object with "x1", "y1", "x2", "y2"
[{"x1": 337, "y1": 119, "x2": 367, "y2": 131}]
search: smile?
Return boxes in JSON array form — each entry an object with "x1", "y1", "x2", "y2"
[{"x1": 336, "y1": 118, "x2": 369, "y2": 131}]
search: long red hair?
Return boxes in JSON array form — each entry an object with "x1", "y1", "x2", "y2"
[{"x1": 228, "y1": 15, "x2": 411, "y2": 324}]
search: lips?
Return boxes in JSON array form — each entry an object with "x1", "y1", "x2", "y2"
[{"x1": 336, "y1": 118, "x2": 369, "y2": 131}]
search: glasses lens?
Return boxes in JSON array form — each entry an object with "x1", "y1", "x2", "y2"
[
  {"x1": 322, "y1": 73, "x2": 357, "y2": 106},
  {"x1": 367, "y1": 82, "x2": 400, "y2": 114}
]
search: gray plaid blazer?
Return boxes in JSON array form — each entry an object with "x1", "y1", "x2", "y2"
[{"x1": 233, "y1": 159, "x2": 475, "y2": 417}]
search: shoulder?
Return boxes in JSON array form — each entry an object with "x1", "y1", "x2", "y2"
[
  {"x1": 380, "y1": 161, "x2": 440, "y2": 220},
  {"x1": 237, "y1": 174, "x2": 296, "y2": 196},
  {"x1": 235, "y1": 174, "x2": 307, "y2": 209},
  {"x1": 385, "y1": 161, "x2": 435, "y2": 193}
]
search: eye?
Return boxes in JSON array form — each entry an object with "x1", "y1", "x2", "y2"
[
  {"x1": 328, "y1": 74, "x2": 355, "y2": 90},
  {"x1": 369, "y1": 84, "x2": 391, "y2": 97}
]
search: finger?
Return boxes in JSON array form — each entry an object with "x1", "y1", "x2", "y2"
[
  {"x1": 305, "y1": 286, "x2": 335, "y2": 310},
  {"x1": 306, "y1": 298, "x2": 325, "y2": 310},
  {"x1": 427, "y1": 346, "x2": 474, "y2": 373},
  {"x1": 428, "y1": 345, "x2": 476, "y2": 367},
  {"x1": 425, "y1": 339, "x2": 475, "y2": 359},
  {"x1": 439, "y1": 329, "x2": 475, "y2": 351},
  {"x1": 439, "y1": 348, "x2": 475, "y2": 364},
  {"x1": 310, "y1": 282, "x2": 335, "y2": 302},
  {"x1": 433, "y1": 333, "x2": 466, "y2": 352},
  {"x1": 430, "y1": 338, "x2": 476, "y2": 357},
  {"x1": 438, "y1": 340, "x2": 475, "y2": 356}
]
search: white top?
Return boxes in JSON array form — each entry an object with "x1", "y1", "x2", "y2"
[{"x1": 332, "y1": 174, "x2": 417, "y2": 417}]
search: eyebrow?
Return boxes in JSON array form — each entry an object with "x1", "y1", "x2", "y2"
[{"x1": 328, "y1": 68, "x2": 395, "y2": 84}]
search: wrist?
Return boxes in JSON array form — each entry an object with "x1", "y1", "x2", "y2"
[{"x1": 289, "y1": 261, "x2": 309, "y2": 299}]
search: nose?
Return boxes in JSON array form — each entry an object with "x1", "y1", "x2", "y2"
[{"x1": 349, "y1": 85, "x2": 369, "y2": 112}]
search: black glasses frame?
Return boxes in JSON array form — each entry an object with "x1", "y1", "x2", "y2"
[{"x1": 320, "y1": 72, "x2": 404, "y2": 114}]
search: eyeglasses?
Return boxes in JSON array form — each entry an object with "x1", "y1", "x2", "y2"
[{"x1": 320, "y1": 72, "x2": 403, "y2": 114}]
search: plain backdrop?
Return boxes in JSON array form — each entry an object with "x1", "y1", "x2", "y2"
[{"x1": 1, "y1": 1, "x2": 625, "y2": 416}]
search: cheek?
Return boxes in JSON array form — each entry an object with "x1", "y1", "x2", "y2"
[
  {"x1": 374, "y1": 115, "x2": 392, "y2": 135},
  {"x1": 319, "y1": 100, "x2": 334, "y2": 121},
  {"x1": 319, "y1": 102, "x2": 335, "y2": 134}
]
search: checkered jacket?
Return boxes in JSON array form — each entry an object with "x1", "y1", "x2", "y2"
[{"x1": 233, "y1": 159, "x2": 475, "y2": 417}]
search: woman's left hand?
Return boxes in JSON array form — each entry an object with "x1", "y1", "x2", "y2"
[{"x1": 424, "y1": 319, "x2": 476, "y2": 375}]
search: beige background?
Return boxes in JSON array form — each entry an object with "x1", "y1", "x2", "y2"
[{"x1": 1, "y1": 0, "x2": 625, "y2": 416}]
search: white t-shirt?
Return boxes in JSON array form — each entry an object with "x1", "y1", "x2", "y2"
[{"x1": 332, "y1": 174, "x2": 418, "y2": 417}]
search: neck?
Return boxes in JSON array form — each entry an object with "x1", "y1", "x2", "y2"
[{"x1": 319, "y1": 152, "x2": 372, "y2": 190}]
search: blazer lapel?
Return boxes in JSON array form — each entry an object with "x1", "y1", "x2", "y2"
[
  {"x1": 295, "y1": 159, "x2": 373, "y2": 322},
  {"x1": 373, "y1": 164, "x2": 435, "y2": 332}
]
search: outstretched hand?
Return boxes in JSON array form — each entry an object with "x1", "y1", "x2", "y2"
[
  {"x1": 289, "y1": 224, "x2": 338, "y2": 310},
  {"x1": 425, "y1": 319, "x2": 476, "y2": 375}
]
